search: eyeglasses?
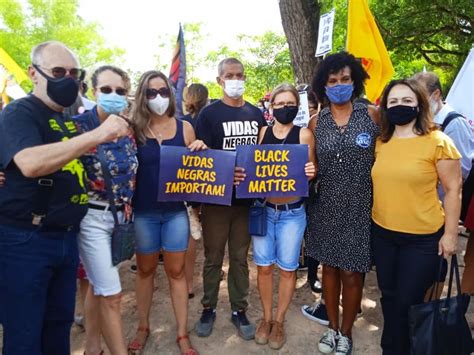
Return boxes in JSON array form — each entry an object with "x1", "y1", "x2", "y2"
[
  {"x1": 33, "y1": 64, "x2": 85, "y2": 81},
  {"x1": 273, "y1": 102, "x2": 298, "y2": 109},
  {"x1": 99, "y1": 86, "x2": 127, "y2": 96},
  {"x1": 146, "y1": 87, "x2": 171, "y2": 100}
]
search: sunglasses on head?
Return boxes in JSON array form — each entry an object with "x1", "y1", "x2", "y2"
[
  {"x1": 146, "y1": 87, "x2": 171, "y2": 100},
  {"x1": 33, "y1": 64, "x2": 85, "y2": 81},
  {"x1": 99, "y1": 86, "x2": 127, "y2": 96}
]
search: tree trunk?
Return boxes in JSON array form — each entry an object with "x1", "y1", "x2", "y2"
[{"x1": 279, "y1": 0, "x2": 321, "y2": 85}]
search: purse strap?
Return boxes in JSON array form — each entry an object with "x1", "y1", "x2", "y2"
[
  {"x1": 97, "y1": 145, "x2": 120, "y2": 225},
  {"x1": 427, "y1": 257, "x2": 446, "y2": 301},
  {"x1": 447, "y1": 254, "x2": 462, "y2": 298}
]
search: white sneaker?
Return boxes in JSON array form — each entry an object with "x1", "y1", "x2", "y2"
[
  {"x1": 335, "y1": 333, "x2": 353, "y2": 355},
  {"x1": 318, "y1": 328, "x2": 338, "y2": 353}
]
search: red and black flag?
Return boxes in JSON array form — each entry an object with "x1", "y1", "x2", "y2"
[{"x1": 169, "y1": 24, "x2": 187, "y2": 118}]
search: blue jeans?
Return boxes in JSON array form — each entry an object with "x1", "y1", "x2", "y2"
[
  {"x1": 0, "y1": 224, "x2": 79, "y2": 355},
  {"x1": 252, "y1": 204, "x2": 307, "y2": 271},
  {"x1": 134, "y1": 209, "x2": 189, "y2": 254}
]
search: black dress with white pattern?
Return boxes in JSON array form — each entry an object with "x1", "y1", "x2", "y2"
[{"x1": 305, "y1": 102, "x2": 379, "y2": 273}]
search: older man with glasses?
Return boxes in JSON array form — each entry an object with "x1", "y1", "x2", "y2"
[{"x1": 0, "y1": 41, "x2": 130, "y2": 355}]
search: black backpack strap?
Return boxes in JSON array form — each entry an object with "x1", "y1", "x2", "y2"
[
  {"x1": 97, "y1": 145, "x2": 120, "y2": 225},
  {"x1": 441, "y1": 111, "x2": 463, "y2": 132},
  {"x1": 32, "y1": 114, "x2": 71, "y2": 226},
  {"x1": 31, "y1": 176, "x2": 54, "y2": 225}
]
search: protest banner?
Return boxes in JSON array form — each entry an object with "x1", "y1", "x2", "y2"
[
  {"x1": 315, "y1": 8, "x2": 335, "y2": 57},
  {"x1": 447, "y1": 48, "x2": 474, "y2": 133},
  {"x1": 235, "y1": 144, "x2": 309, "y2": 198},
  {"x1": 294, "y1": 91, "x2": 311, "y2": 128},
  {"x1": 158, "y1": 146, "x2": 236, "y2": 205}
]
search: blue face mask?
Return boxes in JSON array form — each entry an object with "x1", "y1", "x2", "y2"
[
  {"x1": 325, "y1": 84, "x2": 354, "y2": 104},
  {"x1": 97, "y1": 93, "x2": 128, "y2": 114}
]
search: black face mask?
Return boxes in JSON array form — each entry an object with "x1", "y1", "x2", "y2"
[
  {"x1": 34, "y1": 65, "x2": 79, "y2": 107},
  {"x1": 386, "y1": 105, "x2": 418, "y2": 126},
  {"x1": 273, "y1": 106, "x2": 299, "y2": 124}
]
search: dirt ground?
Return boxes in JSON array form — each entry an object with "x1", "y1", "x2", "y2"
[{"x1": 1, "y1": 237, "x2": 472, "y2": 354}]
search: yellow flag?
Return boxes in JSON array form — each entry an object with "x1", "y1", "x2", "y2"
[
  {"x1": 0, "y1": 47, "x2": 28, "y2": 85},
  {"x1": 1, "y1": 77, "x2": 10, "y2": 106},
  {"x1": 347, "y1": 0, "x2": 394, "y2": 102}
]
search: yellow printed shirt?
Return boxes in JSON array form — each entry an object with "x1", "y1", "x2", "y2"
[{"x1": 371, "y1": 130, "x2": 461, "y2": 234}]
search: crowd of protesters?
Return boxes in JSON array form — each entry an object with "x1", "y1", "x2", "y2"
[{"x1": 0, "y1": 41, "x2": 473, "y2": 355}]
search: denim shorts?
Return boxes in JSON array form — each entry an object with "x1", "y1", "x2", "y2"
[
  {"x1": 78, "y1": 208, "x2": 123, "y2": 296},
  {"x1": 252, "y1": 203, "x2": 307, "y2": 271},
  {"x1": 134, "y1": 209, "x2": 189, "y2": 254}
]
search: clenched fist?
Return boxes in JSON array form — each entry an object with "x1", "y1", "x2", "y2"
[{"x1": 94, "y1": 114, "x2": 132, "y2": 143}]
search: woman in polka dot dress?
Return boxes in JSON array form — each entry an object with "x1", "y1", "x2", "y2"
[{"x1": 305, "y1": 52, "x2": 380, "y2": 355}]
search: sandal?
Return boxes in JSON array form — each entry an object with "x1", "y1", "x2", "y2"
[
  {"x1": 128, "y1": 326, "x2": 150, "y2": 354},
  {"x1": 176, "y1": 334, "x2": 199, "y2": 355}
]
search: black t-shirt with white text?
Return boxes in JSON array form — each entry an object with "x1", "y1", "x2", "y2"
[
  {"x1": 195, "y1": 100, "x2": 265, "y2": 206},
  {"x1": 0, "y1": 95, "x2": 88, "y2": 229},
  {"x1": 196, "y1": 100, "x2": 265, "y2": 150}
]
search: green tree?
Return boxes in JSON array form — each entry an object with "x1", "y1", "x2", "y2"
[
  {"x1": 151, "y1": 22, "x2": 209, "y2": 82},
  {"x1": 0, "y1": 0, "x2": 124, "y2": 88},
  {"x1": 151, "y1": 24, "x2": 294, "y2": 103},
  {"x1": 280, "y1": 0, "x2": 473, "y2": 93},
  {"x1": 204, "y1": 31, "x2": 294, "y2": 103},
  {"x1": 372, "y1": 0, "x2": 473, "y2": 90}
]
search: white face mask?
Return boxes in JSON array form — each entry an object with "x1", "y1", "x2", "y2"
[
  {"x1": 224, "y1": 80, "x2": 245, "y2": 99},
  {"x1": 263, "y1": 101, "x2": 270, "y2": 109},
  {"x1": 148, "y1": 95, "x2": 169, "y2": 116}
]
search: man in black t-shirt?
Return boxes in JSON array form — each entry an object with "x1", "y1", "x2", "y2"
[
  {"x1": 194, "y1": 58, "x2": 265, "y2": 340},
  {"x1": 0, "y1": 41, "x2": 130, "y2": 355}
]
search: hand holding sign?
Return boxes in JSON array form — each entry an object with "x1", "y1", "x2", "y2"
[
  {"x1": 188, "y1": 139, "x2": 208, "y2": 152},
  {"x1": 305, "y1": 161, "x2": 316, "y2": 179},
  {"x1": 235, "y1": 144, "x2": 309, "y2": 198},
  {"x1": 234, "y1": 166, "x2": 246, "y2": 186}
]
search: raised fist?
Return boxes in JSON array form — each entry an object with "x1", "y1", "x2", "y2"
[{"x1": 96, "y1": 114, "x2": 131, "y2": 143}]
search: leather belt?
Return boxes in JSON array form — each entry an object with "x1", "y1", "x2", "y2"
[
  {"x1": 88, "y1": 203, "x2": 125, "y2": 212},
  {"x1": 258, "y1": 199, "x2": 304, "y2": 211}
]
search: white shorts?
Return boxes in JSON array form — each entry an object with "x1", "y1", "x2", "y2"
[{"x1": 77, "y1": 207, "x2": 123, "y2": 296}]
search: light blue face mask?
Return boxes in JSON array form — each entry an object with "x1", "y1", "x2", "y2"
[
  {"x1": 325, "y1": 83, "x2": 354, "y2": 104},
  {"x1": 97, "y1": 93, "x2": 128, "y2": 114}
]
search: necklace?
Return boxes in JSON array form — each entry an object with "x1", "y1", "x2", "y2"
[{"x1": 147, "y1": 124, "x2": 163, "y2": 144}]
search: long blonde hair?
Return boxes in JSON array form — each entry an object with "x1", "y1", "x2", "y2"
[{"x1": 132, "y1": 70, "x2": 176, "y2": 144}]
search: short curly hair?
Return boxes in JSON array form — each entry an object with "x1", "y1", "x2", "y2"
[{"x1": 312, "y1": 51, "x2": 369, "y2": 105}]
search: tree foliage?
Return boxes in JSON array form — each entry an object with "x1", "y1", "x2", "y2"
[
  {"x1": 203, "y1": 31, "x2": 294, "y2": 103},
  {"x1": 175, "y1": 26, "x2": 294, "y2": 103},
  {"x1": 0, "y1": 0, "x2": 124, "y2": 89},
  {"x1": 372, "y1": 0, "x2": 473, "y2": 89},
  {"x1": 280, "y1": 0, "x2": 473, "y2": 94}
]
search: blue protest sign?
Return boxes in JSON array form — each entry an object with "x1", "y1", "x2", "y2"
[
  {"x1": 235, "y1": 144, "x2": 309, "y2": 198},
  {"x1": 158, "y1": 146, "x2": 236, "y2": 205}
]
